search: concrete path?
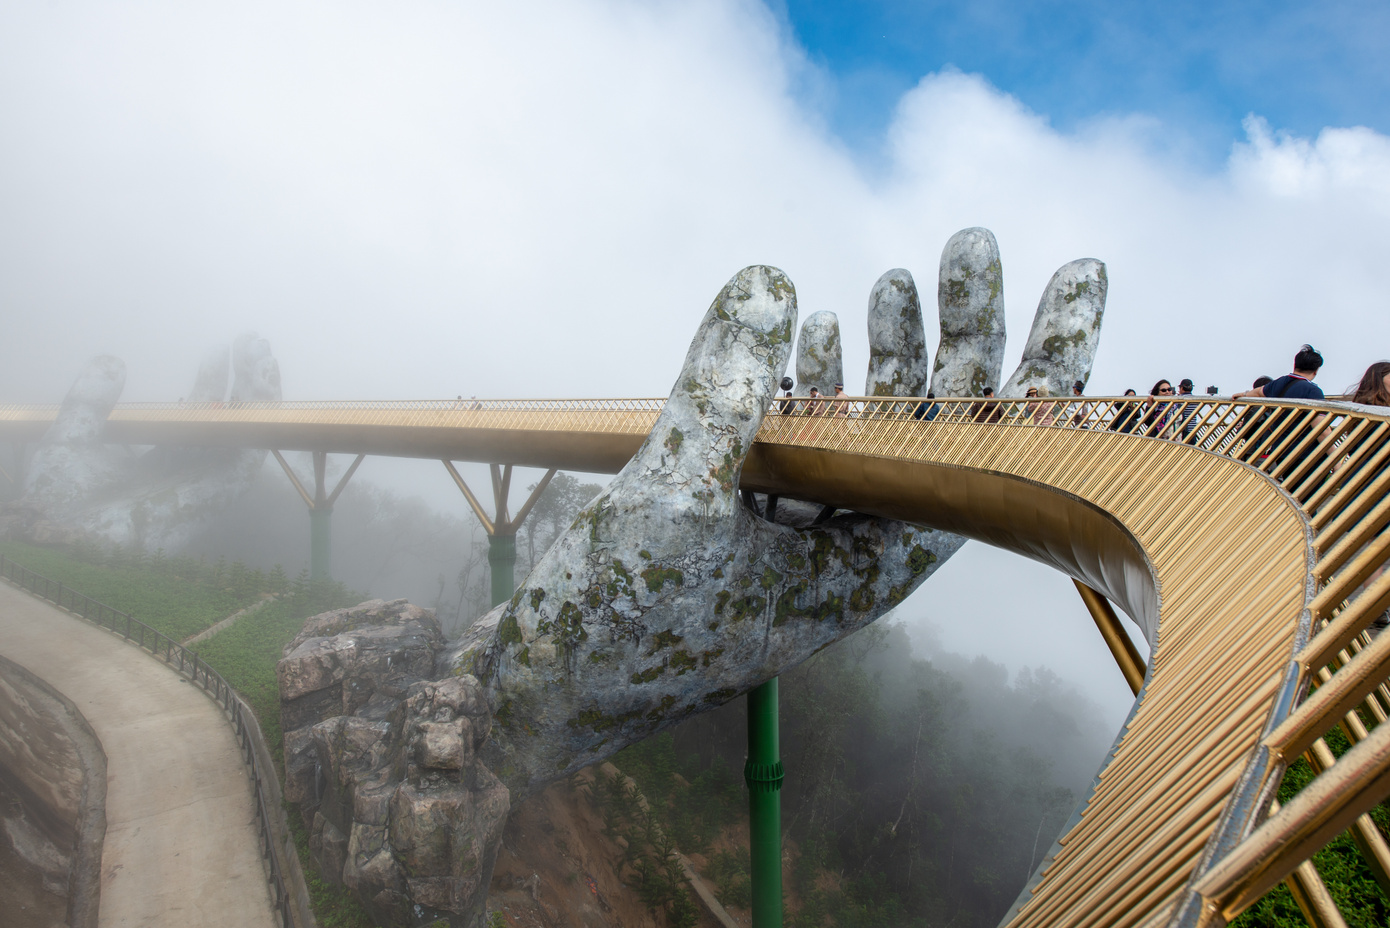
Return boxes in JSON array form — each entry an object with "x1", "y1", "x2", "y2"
[{"x1": 0, "y1": 581, "x2": 278, "y2": 928}]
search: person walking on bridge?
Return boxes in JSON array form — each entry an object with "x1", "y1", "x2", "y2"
[{"x1": 1232, "y1": 345, "x2": 1329, "y2": 469}]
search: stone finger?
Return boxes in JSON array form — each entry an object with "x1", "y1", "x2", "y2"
[
  {"x1": 231, "y1": 332, "x2": 281, "y2": 402},
  {"x1": 999, "y1": 259, "x2": 1107, "y2": 398},
  {"x1": 21, "y1": 357, "x2": 126, "y2": 513},
  {"x1": 865, "y1": 269, "x2": 931, "y2": 397},
  {"x1": 795, "y1": 310, "x2": 843, "y2": 396},
  {"x1": 931, "y1": 227, "x2": 1005, "y2": 397}
]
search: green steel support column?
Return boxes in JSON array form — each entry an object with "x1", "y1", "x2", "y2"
[
  {"x1": 309, "y1": 507, "x2": 333, "y2": 582},
  {"x1": 488, "y1": 533, "x2": 517, "y2": 607},
  {"x1": 745, "y1": 677, "x2": 784, "y2": 928}
]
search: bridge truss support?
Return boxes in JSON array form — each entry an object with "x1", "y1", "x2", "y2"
[
  {"x1": 442, "y1": 461, "x2": 557, "y2": 607},
  {"x1": 272, "y1": 450, "x2": 366, "y2": 582}
]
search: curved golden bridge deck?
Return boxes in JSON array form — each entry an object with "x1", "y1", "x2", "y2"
[{"x1": 3, "y1": 394, "x2": 1389, "y2": 927}]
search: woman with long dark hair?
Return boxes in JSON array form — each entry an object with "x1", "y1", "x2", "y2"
[
  {"x1": 1350, "y1": 361, "x2": 1390, "y2": 408},
  {"x1": 1143, "y1": 380, "x2": 1174, "y2": 438}
]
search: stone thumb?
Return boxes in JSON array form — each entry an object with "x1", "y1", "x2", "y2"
[
  {"x1": 632, "y1": 266, "x2": 796, "y2": 521},
  {"x1": 1000, "y1": 259, "x2": 1107, "y2": 398},
  {"x1": 45, "y1": 356, "x2": 126, "y2": 444}
]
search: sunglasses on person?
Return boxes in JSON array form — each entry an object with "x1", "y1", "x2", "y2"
[{"x1": 1158, "y1": 387, "x2": 1174, "y2": 394}]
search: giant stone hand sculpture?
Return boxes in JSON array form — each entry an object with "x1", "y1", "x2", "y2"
[
  {"x1": 9, "y1": 334, "x2": 281, "y2": 550},
  {"x1": 278, "y1": 232, "x2": 1108, "y2": 927}
]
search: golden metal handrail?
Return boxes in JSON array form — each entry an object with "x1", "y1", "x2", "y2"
[{"x1": 2, "y1": 392, "x2": 1388, "y2": 926}]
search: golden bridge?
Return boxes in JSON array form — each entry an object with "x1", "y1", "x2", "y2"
[{"x1": 3, "y1": 392, "x2": 1389, "y2": 928}]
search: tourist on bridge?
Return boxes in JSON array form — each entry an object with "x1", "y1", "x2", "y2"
[
  {"x1": 1175, "y1": 379, "x2": 1199, "y2": 441},
  {"x1": 1233, "y1": 346, "x2": 1329, "y2": 469},
  {"x1": 1234, "y1": 376, "x2": 1275, "y2": 461},
  {"x1": 1143, "y1": 380, "x2": 1175, "y2": 438},
  {"x1": 912, "y1": 392, "x2": 940, "y2": 422},
  {"x1": 975, "y1": 386, "x2": 1003, "y2": 423},
  {"x1": 1349, "y1": 362, "x2": 1390, "y2": 408},
  {"x1": 1108, "y1": 389, "x2": 1141, "y2": 433},
  {"x1": 776, "y1": 376, "x2": 796, "y2": 414},
  {"x1": 1070, "y1": 380, "x2": 1090, "y2": 427},
  {"x1": 1232, "y1": 345, "x2": 1325, "y2": 403},
  {"x1": 1025, "y1": 386, "x2": 1054, "y2": 425},
  {"x1": 832, "y1": 383, "x2": 852, "y2": 416}
]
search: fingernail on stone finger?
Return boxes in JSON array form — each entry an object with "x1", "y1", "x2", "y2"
[
  {"x1": 795, "y1": 311, "x2": 843, "y2": 396},
  {"x1": 1000, "y1": 259, "x2": 1107, "y2": 398},
  {"x1": 865, "y1": 269, "x2": 930, "y2": 397},
  {"x1": 932, "y1": 227, "x2": 1005, "y2": 397}
]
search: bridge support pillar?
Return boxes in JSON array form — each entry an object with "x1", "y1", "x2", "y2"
[
  {"x1": 487, "y1": 533, "x2": 518, "y2": 608},
  {"x1": 272, "y1": 450, "x2": 366, "y2": 583},
  {"x1": 746, "y1": 678, "x2": 784, "y2": 928},
  {"x1": 443, "y1": 461, "x2": 557, "y2": 609},
  {"x1": 310, "y1": 507, "x2": 333, "y2": 582}
]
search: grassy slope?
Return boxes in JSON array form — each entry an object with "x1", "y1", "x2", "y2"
[{"x1": 0, "y1": 540, "x2": 257, "y2": 640}]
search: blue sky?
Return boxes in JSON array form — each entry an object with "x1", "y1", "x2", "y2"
[{"x1": 776, "y1": 0, "x2": 1390, "y2": 162}]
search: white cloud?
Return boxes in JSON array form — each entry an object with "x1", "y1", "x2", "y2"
[{"x1": 2, "y1": 0, "x2": 1387, "y2": 714}]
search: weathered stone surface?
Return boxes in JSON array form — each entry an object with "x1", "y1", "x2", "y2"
[
  {"x1": 794, "y1": 310, "x2": 843, "y2": 396},
  {"x1": 278, "y1": 600, "x2": 443, "y2": 733},
  {"x1": 933, "y1": 227, "x2": 1005, "y2": 397},
  {"x1": 866, "y1": 269, "x2": 931, "y2": 397},
  {"x1": 439, "y1": 267, "x2": 965, "y2": 799},
  {"x1": 279, "y1": 612, "x2": 506, "y2": 928},
  {"x1": 278, "y1": 251, "x2": 1113, "y2": 928},
  {"x1": 1000, "y1": 259, "x2": 1108, "y2": 399},
  {"x1": 21, "y1": 356, "x2": 127, "y2": 515},
  {"x1": 5, "y1": 335, "x2": 282, "y2": 552}
]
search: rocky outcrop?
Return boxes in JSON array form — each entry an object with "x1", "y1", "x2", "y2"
[
  {"x1": 0, "y1": 655, "x2": 105, "y2": 928},
  {"x1": 278, "y1": 600, "x2": 508, "y2": 928},
  {"x1": 4, "y1": 334, "x2": 281, "y2": 551}
]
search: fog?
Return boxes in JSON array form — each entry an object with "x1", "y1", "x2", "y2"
[{"x1": 4, "y1": 1, "x2": 1388, "y2": 726}]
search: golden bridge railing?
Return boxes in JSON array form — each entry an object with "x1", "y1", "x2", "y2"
[
  {"x1": 758, "y1": 393, "x2": 1390, "y2": 928},
  {"x1": 2, "y1": 392, "x2": 1389, "y2": 925}
]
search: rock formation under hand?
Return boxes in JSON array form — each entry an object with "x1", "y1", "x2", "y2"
[{"x1": 279, "y1": 600, "x2": 508, "y2": 928}]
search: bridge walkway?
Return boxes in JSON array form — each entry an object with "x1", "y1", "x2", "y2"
[{"x1": 0, "y1": 581, "x2": 277, "y2": 928}]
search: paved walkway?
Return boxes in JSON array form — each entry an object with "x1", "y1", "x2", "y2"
[{"x1": 0, "y1": 581, "x2": 277, "y2": 928}]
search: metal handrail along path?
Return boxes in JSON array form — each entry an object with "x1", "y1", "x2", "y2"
[{"x1": 0, "y1": 554, "x2": 308, "y2": 928}]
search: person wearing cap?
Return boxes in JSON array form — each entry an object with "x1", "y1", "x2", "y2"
[
  {"x1": 832, "y1": 383, "x2": 851, "y2": 416},
  {"x1": 1174, "y1": 378, "x2": 1197, "y2": 440}
]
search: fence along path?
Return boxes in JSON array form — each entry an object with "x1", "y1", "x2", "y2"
[
  {"x1": 0, "y1": 556, "x2": 302, "y2": 928},
  {"x1": 2, "y1": 393, "x2": 1390, "y2": 925}
]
